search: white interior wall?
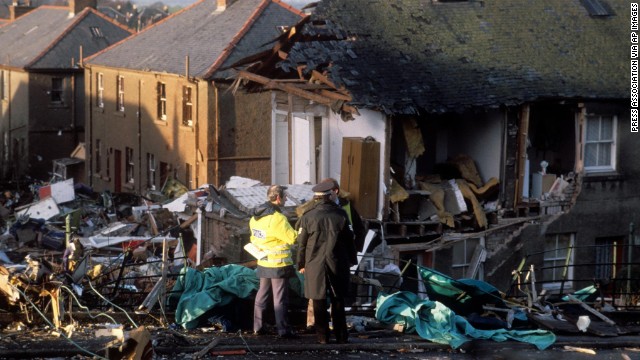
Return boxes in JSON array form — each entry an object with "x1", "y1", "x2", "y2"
[{"x1": 445, "y1": 111, "x2": 503, "y2": 183}]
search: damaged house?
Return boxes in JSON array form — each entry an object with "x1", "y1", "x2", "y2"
[
  {"x1": 82, "y1": 0, "x2": 304, "y2": 194},
  {"x1": 0, "y1": 0, "x2": 132, "y2": 181},
  {"x1": 232, "y1": 0, "x2": 638, "y2": 303}
]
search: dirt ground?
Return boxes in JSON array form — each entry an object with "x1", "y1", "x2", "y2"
[{"x1": 1, "y1": 321, "x2": 640, "y2": 360}]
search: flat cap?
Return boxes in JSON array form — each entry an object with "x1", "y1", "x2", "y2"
[{"x1": 312, "y1": 180, "x2": 334, "y2": 195}]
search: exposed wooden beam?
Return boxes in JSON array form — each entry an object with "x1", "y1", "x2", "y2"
[
  {"x1": 310, "y1": 70, "x2": 337, "y2": 89},
  {"x1": 238, "y1": 70, "x2": 334, "y2": 106},
  {"x1": 319, "y1": 89, "x2": 352, "y2": 101}
]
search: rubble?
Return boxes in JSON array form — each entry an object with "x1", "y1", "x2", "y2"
[{"x1": 0, "y1": 175, "x2": 636, "y2": 358}]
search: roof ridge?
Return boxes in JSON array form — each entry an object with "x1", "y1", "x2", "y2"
[
  {"x1": 272, "y1": 0, "x2": 306, "y2": 17},
  {"x1": 84, "y1": 0, "x2": 204, "y2": 64},
  {"x1": 87, "y1": 6, "x2": 134, "y2": 35},
  {"x1": 204, "y1": 0, "x2": 304, "y2": 79},
  {"x1": 24, "y1": 6, "x2": 89, "y2": 69}
]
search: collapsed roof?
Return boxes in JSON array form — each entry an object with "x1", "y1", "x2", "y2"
[{"x1": 237, "y1": 0, "x2": 629, "y2": 115}]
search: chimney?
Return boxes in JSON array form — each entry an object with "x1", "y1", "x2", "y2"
[
  {"x1": 9, "y1": 2, "x2": 34, "y2": 20},
  {"x1": 216, "y1": 0, "x2": 236, "y2": 11},
  {"x1": 69, "y1": 0, "x2": 97, "y2": 16}
]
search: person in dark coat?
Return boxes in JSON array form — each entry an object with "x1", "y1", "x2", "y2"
[
  {"x1": 299, "y1": 178, "x2": 367, "y2": 330},
  {"x1": 296, "y1": 181, "x2": 357, "y2": 344}
]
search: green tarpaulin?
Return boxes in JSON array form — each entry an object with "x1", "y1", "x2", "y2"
[
  {"x1": 375, "y1": 291, "x2": 555, "y2": 350},
  {"x1": 171, "y1": 265, "x2": 304, "y2": 329}
]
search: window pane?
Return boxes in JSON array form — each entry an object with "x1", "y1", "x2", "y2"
[
  {"x1": 600, "y1": 116, "x2": 613, "y2": 140},
  {"x1": 597, "y1": 143, "x2": 611, "y2": 166},
  {"x1": 452, "y1": 242, "x2": 466, "y2": 265},
  {"x1": 542, "y1": 262, "x2": 557, "y2": 281},
  {"x1": 584, "y1": 141, "x2": 597, "y2": 167},
  {"x1": 586, "y1": 117, "x2": 600, "y2": 141}
]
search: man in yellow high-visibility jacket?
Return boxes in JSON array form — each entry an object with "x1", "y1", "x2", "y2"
[{"x1": 250, "y1": 185, "x2": 298, "y2": 338}]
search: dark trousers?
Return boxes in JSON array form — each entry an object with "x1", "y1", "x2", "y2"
[
  {"x1": 313, "y1": 295, "x2": 348, "y2": 343},
  {"x1": 254, "y1": 277, "x2": 290, "y2": 335}
]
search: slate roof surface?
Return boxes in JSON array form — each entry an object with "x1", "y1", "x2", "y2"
[
  {"x1": 277, "y1": 0, "x2": 629, "y2": 114},
  {"x1": 0, "y1": 6, "x2": 132, "y2": 70},
  {"x1": 86, "y1": 0, "x2": 304, "y2": 80},
  {"x1": 223, "y1": 184, "x2": 314, "y2": 214}
]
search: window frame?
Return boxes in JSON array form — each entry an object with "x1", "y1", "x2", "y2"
[
  {"x1": 185, "y1": 162, "x2": 192, "y2": 189},
  {"x1": 542, "y1": 233, "x2": 575, "y2": 291},
  {"x1": 450, "y1": 238, "x2": 483, "y2": 280},
  {"x1": 51, "y1": 77, "x2": 64, "y2": 104},
  {"x1": 0, "y1": 70, "x2": 7, "y2": 100},
  {"x1": 125, "y1": 147, "x2": 134, "y2": 183},
  {"x1": 95, "y1": 139, "x2": 102, "y2": 174},
  {"x1": 584, "y1": 114, "x2": 617, "y2": 173},
  {"x1": 147, "y1": 153, "x2": 156, "y2": 190},
  {"x1": 116, "y1": 75, "x2": 125, "y2": 112},
  {"x1": 182, "y1": 86, "x2": 193, "y2": 126},
  {"x1": 157, "y1": 82, "x2": 167, "y2": 120},
  {"x1": 96, "y1": 73, "x2": 104, "y2": 108}
]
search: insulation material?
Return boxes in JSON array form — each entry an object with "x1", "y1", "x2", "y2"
[
  {"x1": 402, "y1": 117, "x2": 425, "y2": 158},
  {"x1": 449, "y1": 154, "x2": 483, "y2": 188},
  {"x1": 418, "y1": 181, "x2": 454, "y2": 228},
  {"x1": 445, "y1": 179, "x2": 468, "y2": 214},
  {"x1": 468, "y1": 177, "x2": 500, "y2": 200},
  {"x1": 389, "y1": 180, "x2": 410, "y2": 203},
  {"x1": 456, "y1": 179, "x2": 488, "y2": 229}
]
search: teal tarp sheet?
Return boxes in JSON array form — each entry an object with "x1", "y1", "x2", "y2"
[
  {"x1": 171, "y1": 264, "x2": 304, "y2": 329},
  {"x1": 375, "y1": 291, "x2": 556, "y2": 350},
  {"x1": 418, "y1": 266, "x2": 506, "y2": 316}
]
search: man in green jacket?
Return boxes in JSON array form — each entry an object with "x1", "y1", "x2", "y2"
[{"x1": 250, "y1": 185, "x2": 298, "y2": 338}]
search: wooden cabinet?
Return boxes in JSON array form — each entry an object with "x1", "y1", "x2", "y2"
[{"x1": 340, "y1": 137, "x2": 380, "y2": 219}]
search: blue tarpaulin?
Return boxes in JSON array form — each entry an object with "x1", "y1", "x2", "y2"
[{"x1": 375, "y1": 291, "x2": 556, "y2": 350}]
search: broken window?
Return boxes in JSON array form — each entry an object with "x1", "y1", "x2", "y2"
[
  {"x1": 451, "y1": 238, "x2": 482, "y2": 279},
  {"x1": 584, "y1": 114, "x2": 616, "y2": 173},
  {"x1": 182, "y1": 86, "x2": 192, "y2": 126},
  {"x1": 157, "y1": 82, "x2": 167, "y2": 120},
  {"x1": 126, "y1": 147, "x2": 134, "y2": 183},
  {"x1": 147, "y1": 153, "x2": 156, "y2": 190},
  {"x1": 117, "y1": 75, "x2": 125, "y2": 112},
  {"x1": 95, "y1": 139, "x2": 102, "y2": 174},
  {"x1": 51, "y1": 77, "x2": 64, "y2": 103},
  {"x1": 542, "y1": 233, "x2": 575, "y2": 290},
  {"x1": 96, "y1": 72, "x2": 104, "y2": 108}
]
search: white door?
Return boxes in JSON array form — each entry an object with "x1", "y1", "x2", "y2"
[
  {"x1": 273, "y1": 112, "x2": 289, "y2": 184},
  {"x1": 292, "y1": 115, "x2": 315, "y2": 184}
]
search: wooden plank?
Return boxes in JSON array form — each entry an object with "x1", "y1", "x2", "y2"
[
  {"x1": 566, "y1": 295, "x2": 617, "y2": 326},
  {"x1": 515, "y1": 104, "x2": 529, "y2": 209},
  {"x1": 528, "y1": 313, "x2": 581, "y2": 334},
  {"x1": 237, "y1": 70, "x2": 334, "y2": 107},
  {"x1": 310, "y1": 69, "x2": 337, "y2": 89}
]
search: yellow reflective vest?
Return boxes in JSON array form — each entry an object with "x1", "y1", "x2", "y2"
[{"x1": 249, "y1": 204, "x2": 297, "y2": 268}]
